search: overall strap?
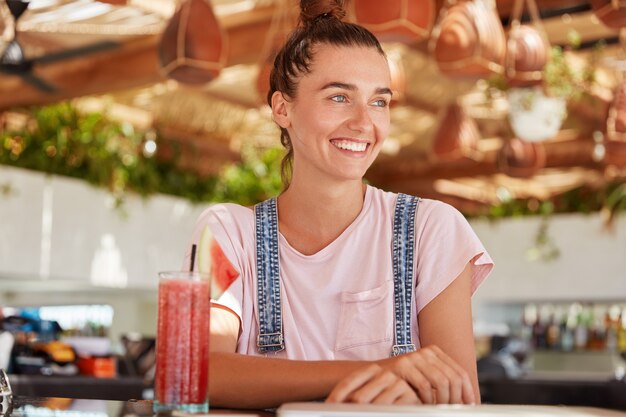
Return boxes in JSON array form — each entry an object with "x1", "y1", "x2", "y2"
[
  {"x1": 391, "y1": 193, "x2": 420, "y2": 357},
  {"x1": 254, "y1": 197, "x2": 285, "y2": 353}
]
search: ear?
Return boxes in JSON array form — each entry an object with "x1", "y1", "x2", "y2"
[{"x1": 271, "y1": 91, "x2": 291, "y2": 129}]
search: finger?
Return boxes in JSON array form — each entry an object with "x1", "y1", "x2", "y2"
[
  {"x1": 326, "y1": 364, "x2": 382, "y2": 403},
  {"x1": 410, "y1": 349, "x2": 452, "y2": 404},
  {"x1": 396, "y1": 390, "x2": 422, "y2": 405},
  {"x1": 372, "y1": 380, "x2": 417, "y2": 405},
  {"x1": 429, "y1": 345, "x2": 476, "y2": 404},
  {"x1": 394, "y1": 357, "x2": 434, "y2": 404},
  {"x1": 425, "y1": 351, "x2": 463, "y2": 404},
  {"x1": 347, "y1": 370, "x2": 398, "y2": 404}
]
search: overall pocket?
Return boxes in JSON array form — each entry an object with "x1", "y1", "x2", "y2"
[{"x1": 335, "y1": 280, "x2": 393, "y2": 351}]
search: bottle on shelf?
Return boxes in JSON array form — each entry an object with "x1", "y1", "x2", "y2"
[
  {"x1": 618, "y1": 307, "x2": 626, "y2": 353},
  {"x1": 575, "y1": 303, "x2": 594, "y2": 351},
  {"x1": 546, "y1": 306, "x2": 563, "y2": 350},
  {"x1": 587, "y1": 304, "x2": 607, "y2": 351},
  {"x1": 558, "y1": 303, "x2": 578, "y2": 352},
  {"x1": 605, "y1": 304, "x2": 620, "y2": 353}
]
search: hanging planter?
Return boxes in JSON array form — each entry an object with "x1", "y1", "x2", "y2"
[
  {"x1": 497, "y1": 136, "x2": 546, "y2": 178},
  {"x1": 350, "y1": 0, "x2": 435, "y2": 44},
  {"x1": 503, "y1": 0, "x2": 557, "y2": 142},
  {"x1": 505, "y1": 0, "x2": 550, "y2": 87},
  {"x1": 159, "y1": 0, "x2": 228, "y2": 85},
  {"x1": 591, "y1": 0, "x2": 626, "y2": 29},
  {"x1": 506, "y1": 25, "x2": 549, "y2": 86},
  {"x1": 429, "y1": 0, "x2": 506, "y2": 80},
  {"x1": 431, "y1": 102, "x2": 481, "y2": 161},
  {"x1": 507, "y1": 86, "x2": 567, "y2": 143}
]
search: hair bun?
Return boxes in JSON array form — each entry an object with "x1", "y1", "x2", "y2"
[{"x1": 300, "y1": 0, "x2": 346, "y2": 26}]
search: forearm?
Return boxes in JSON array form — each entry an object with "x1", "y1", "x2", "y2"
[{"x1": 209, "y1": 352, "x2": 366, "y2": 409}]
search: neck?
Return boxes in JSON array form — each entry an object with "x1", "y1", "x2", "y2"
[{"x1": 277, "y1": 172, "x2": 366, "y2": 255}]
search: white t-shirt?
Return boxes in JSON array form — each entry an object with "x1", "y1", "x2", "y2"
[{"x1": 185, "y1": 185, "x2": 493, "y2": 361}]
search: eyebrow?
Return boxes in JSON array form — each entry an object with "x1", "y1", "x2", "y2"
[{"x1": 320, "y1": 82, "x2": 393, "y2": 96}]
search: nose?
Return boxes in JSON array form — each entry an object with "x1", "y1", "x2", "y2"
[{"x1": 346, "y1": 102, "x2": 374, "y2": 134}]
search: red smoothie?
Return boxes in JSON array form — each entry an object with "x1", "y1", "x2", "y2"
[{"x1": 154, "y1": 273, "x2": 210, "y2": 412}]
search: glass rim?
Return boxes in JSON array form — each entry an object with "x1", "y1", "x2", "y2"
[{"x1": 158, "y1": 271, "x2": 210, "y2": 281}]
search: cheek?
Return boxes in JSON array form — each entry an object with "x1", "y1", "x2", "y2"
[{"x1": 373, "y1": 113, "x2": 391, "y2": 140}]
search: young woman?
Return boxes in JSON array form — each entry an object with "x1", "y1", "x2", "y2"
[{"x1": 185, "y1": 0, "x2": 493, "y2": 409}]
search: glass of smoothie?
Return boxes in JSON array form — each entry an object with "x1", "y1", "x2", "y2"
[{"x1": 154, "y1": 271, "x2": 210, "y2": 413}]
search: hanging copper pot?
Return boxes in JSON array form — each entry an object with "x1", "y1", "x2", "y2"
[
  {"x1": 591, "y1": 0, "x2": 626, "y2": 29},
  {"x1": 431, "y1": 102, "x2": 481, "y2": 161},
  {"x1": 350, "y1": 0, "x2": 435, "y2": 44},
  {"x1": 505, "y1": 0, "x2": 549, "y2": 87},
  {"x1": 429, "y1": 0, "x2": 506, "y2": 79},
  {"x1": 159, "y1": 0, "x2": 228, "y2": 84},
  {"x1": 498, "y1": 137, "x2": 546, "y2": 178},
  {"x1": 605, "y1": 82, "x2": 626, "y2": 166},
  {"x1": 506, "y1": 25, "x2": 549, "y2": 86}
]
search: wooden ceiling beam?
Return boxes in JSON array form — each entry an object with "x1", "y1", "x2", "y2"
[
  {"x1": 368, "y1": 135, "x2": 602, "y2": 184},
  {"x1": 0, "y1": 35, "x2": 162, "y2": 110}
]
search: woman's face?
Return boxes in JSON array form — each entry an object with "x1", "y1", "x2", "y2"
[{"x1": 274, "y1": 43, "x2": 392, "y2": 183}]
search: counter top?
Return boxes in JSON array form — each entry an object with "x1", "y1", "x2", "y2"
[
  {"x1": 8, "y1": 375, "x2": 149, "y2": 402},
  {"x1": 480, "y1": 377, "x2": 626, "y2": 410},
  {"x1": 1, "y1": 396, "x2": 272, "y2": 417},
  {"x1": 2, "y1": 396, "x2": 626, "y2": 417}
]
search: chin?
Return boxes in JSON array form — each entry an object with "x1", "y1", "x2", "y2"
[{"x1": 332, "y1": 169, "x2": 370, "y2": 182}]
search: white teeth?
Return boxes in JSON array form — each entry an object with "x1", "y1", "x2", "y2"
[{"x1": 332, "y1": 140, "x2": 368, "y2": 152}]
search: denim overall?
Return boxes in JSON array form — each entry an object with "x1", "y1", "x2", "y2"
[{"x1": 254, "y1": 193, "x2": 420, "y2": 357}]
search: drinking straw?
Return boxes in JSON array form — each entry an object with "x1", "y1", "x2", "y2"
[{"x1": 190, "y1": 244, "x2": 197, "y2": 272}]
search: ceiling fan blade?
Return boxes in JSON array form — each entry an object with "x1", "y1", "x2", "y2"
[
  {"x1": 20, "y1": 72, "x2": 58, "y2": 93},
  {"x1": 32, "y1": 40, "x2": 120, "y2": 65},
  {"x1": 6, "y1": 0, "x2": 30, "y2": 20}
]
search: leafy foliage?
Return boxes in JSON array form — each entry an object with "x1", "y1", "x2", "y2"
[
  {"x1": 0, "y1": 102, "x2": 282, "y2": 207},
  {"x1": 212, "y1": 145, "x2": 283, "y2": 206}
]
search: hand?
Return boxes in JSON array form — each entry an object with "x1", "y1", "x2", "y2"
[
  {"x1": 326, "y1": 364, "x2": 420, "y2": 405},
  {"x1": 379, "y1": 345, "x2": 475, "y2": 405}
]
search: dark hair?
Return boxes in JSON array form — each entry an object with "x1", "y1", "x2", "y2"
[{"x1": 268, "y1": 0, "x2": 385, "y2": 189}]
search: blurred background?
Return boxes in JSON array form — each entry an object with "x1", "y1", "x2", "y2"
[{"x1": 1, "y1": 0, "x2": 626, "y2": 409}]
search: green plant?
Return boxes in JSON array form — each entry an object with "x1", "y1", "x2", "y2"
[
  {"x1": 487, "y1": 40, "x2": 603, "y2": 100},
  {"x1": 211, "y1": 145, "x2": 283, "y2": 206},
  {"x1": 0, "y1": 102, "x2": 281, "y2": 207}
]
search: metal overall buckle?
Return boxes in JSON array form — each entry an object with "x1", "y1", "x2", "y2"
[{"x1": 0, "y1": 369, "x2": 13, "y2": 416}]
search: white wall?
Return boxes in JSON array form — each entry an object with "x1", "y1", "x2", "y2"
[
  {"x1": 0, "y1": 165, "x2": 207, "y2": 289},
  {"x1": 470, "y1": 213, "x2": 626, "y2": 303}
]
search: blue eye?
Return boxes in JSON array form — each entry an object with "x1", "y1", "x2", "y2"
[
  {"x1": 331, "y1": 95, "x2": 347, "y2": 103},
  {"x1": 373, "y1": 99, "x2": 389, "y2": 107}
]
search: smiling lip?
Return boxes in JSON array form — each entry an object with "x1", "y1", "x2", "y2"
[{"x1": 330, "y1": 138, "x2": 371, "y2": 153}]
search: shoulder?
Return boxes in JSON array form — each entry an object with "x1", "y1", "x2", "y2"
[
  {"x1": 413, "y1": 199, "x2": 485, "y2": 254},
  {"x1": 414, "y1": 198, "x2": 473, "y2": 239},
  {"x1": 366, "y1": 185, "x2": 464, "y2": 223},
  {"x1": 196, "y1": 203, "x2": 254, "y2": 230},
  {"x1": 416, "y1": 198, "x2": 466, "y2": 224},
  {"x1": 192, "y1": 203, "x2": 255, "y2": 250}
]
